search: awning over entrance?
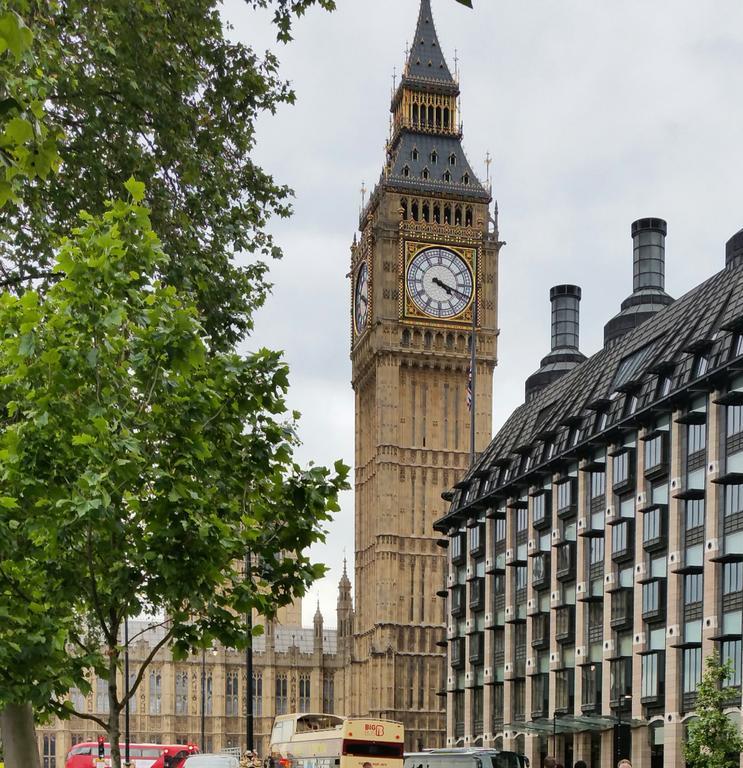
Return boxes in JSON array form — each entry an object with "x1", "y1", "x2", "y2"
[{"x1": 503, "y1": 715, "x2": 647, "y2": 736}]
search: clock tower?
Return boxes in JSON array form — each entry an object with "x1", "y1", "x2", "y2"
[{"x1": 349, "y1": 0, "x2": 502, "y2": 749}]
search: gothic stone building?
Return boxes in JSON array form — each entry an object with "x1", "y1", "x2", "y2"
[
  {"x1": 436, "y1": 221, "x2": 743, "y2": 768},
  {"x1": 37, "y1": 579, "x2": 355, "y2": 766},
  {"x1": 348, "y1": 0, "x2": 500, "y2": 750}
]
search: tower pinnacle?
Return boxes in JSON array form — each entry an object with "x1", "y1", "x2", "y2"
[{"x1": 405, "y1": 0, "x2": 455, "y2": 84}]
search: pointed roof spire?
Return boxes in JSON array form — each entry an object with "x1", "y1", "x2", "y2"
[
  {"x1": 339, "y1": 557, "x2": 351, "y2": 589},
  {"x1": 405, "y1": 0, "x2": 455, "y2": 85},
  {"x1": 314, "y1": 599, "x2": 323, "y2": 623}
]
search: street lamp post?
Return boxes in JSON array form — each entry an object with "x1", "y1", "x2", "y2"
[
  {"x1": 245, "y1": 551, "x2": 254, "y2": 755},
  {"x1": 616, "y1": 693, "x2": 632, "y2": 765},
  {"x1": 124, "y1": 617, "x2": 131, "y2": 768},
  {"x1": 200, "y1": 647, "x2": 206, "y2": 750}
]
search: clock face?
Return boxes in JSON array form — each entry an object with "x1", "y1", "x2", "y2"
[
  {"x1": 406, "y1": 246, "x2": 473, "y2": 319},
  {"x1": 354, "y1": 262, "x2": 369, "y2": 334}
]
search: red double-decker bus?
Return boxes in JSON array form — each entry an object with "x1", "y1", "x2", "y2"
[{"x1": 65, "y1": 741, "x2": 198, "y2": 768}]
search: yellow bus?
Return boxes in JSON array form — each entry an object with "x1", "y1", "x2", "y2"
[{"x1": 268, "y1": 714, "x2": 404, "y2": 768}]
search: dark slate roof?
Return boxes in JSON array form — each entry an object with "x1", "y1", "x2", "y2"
[
  {"x1": 435, "y1": 260, "x2": 743, "y2": 529},
  {"x1": 387, "y1": 132, "x2": 489, "y2": 200},
  {"x1": 405, "y1": 0, "x2": 456, "y2": 86}
]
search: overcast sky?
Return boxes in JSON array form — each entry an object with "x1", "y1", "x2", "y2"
[{"x1": 220, "y1": 0, "x2": 743, "y2": 627}]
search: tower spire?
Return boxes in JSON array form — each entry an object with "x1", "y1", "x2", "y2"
[{"x1": 405, "y1": 0, "x2": 455, "y2": 84}]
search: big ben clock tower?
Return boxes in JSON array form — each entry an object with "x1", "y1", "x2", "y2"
[{"x1": 349, "y1": 0, "x2": 502, "y2": 749}]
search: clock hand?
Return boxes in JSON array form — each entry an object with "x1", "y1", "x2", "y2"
[
  {"x1": 433, "y1": 276, "x2": 469, "y2": 300},
  {"x1": 360, "y1": 294, "x2": 368, "y2": 305},
  {"x1": 432, "y1": 276, "x2": 454, "y2": 296}
]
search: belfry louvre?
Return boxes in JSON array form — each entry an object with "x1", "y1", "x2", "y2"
[{"x1": 435, "y1": 222, "x2": 743, "y2": 768}]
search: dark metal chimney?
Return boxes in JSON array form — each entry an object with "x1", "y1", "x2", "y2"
[
  {"x1": 632, "y1": 218, "x2": 667, "y2": 291},
  {"x1": 604, "y1": 218, "x2": 674, "y2": 347},
  {"x1": 550, "y1": 284, "x2": 582, "y2": 351},
  {"x1": 726, "y1": 228, "x2": 743, "y2": 269},
  {"x1": 525, "y1": 285, "x2": 586, "y2": 401}
]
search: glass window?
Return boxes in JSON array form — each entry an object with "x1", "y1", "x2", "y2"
[
  {"x1": 721, "y1": 640, "x2": 743, "y2": 687},
  {"x1": 205, "y1": 674, "x2": 213, "y2": 715},
  {"x1": 533, "y1": 493, "x2": 548, "y2": 525},
  {"x1": 590, "y1": 537, "x2": 604, "y2": 565},
  {"x1": 517, "y1": 506, "x2": 528, "y2": 532},
  {"x1": 96, "y1": 676, "x2": 109, "y2": 714},
  {"x1": 695, "y1": 354, "x2": 709, "y2": 377},
  {"x1": 685, "y1": 573, "x2": 703, "y2": 604},
  {"x1": 495, "y1": 518, "x2": 506, "y2": 542},
  {"x1": 149, "y1": 671, "x2": 161, "y2": 715},
  {"x1": 557, "y1": 480, "x2": 574, "y2": 512},
  {"x1": 253, "y1": 672, "x2": 263, "y2": 716},
  {"x1": 658, "y1": 375, "x2": 672, "y2": 397},
  {"x1": 683, "y1": 647, "x2": 702, "y2": 693},
  {"x1": 590, "y1": 472, "x2": 605, "y2": 499},
  {"x1": 725, "y1": 485, "x2": 743, "y2": 518},
  {"x1": 299, "y1": 674, "x2": 311, "y2": 713},
  {"x1": 645, "y1": 435, "x2": 665, "y2": 470},
  {"x1": 641, "y1": 653, "x2": 662, "y2": 700},
  {"x1": 175, "y1": 670, "x2": 189, "y2": 715},
  {"x1": 688, "y1": 423, "x2": 707, "y2": 454},
  {"x1": 516, "y1": 565, "x2": 528, "y2": 590},
  {"x1": 686, "y1": 499, "x2": 705, "y2": 530},
  {"x1": 275, "y1": 674, "x2": 288, "y2": 715},
  {"x1": 42, "y1": 734, "x2": 56, "y2": 768},
  {"x1": 728, "y1": 406, "x2": 743, "y2": 438},
  {"x1": 643, "y1": 506, "x2": 664, "y2": 544},
  {"x1": 724, "y1": 562, "x2": 743, "y2": 595},
  {"x1": 322, "y1": 674, "x2": 334, "y2": 714},
  {"x1": 225, "y1": 670, "x2": 239, "y2": 717},
  {"x1": 613, "y1": 451, "x2": 632, "y2": 486}
]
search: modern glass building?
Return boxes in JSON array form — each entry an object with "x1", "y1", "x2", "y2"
[{"x1": 435, "y1": 221, "x2": 743, "y2": 768}]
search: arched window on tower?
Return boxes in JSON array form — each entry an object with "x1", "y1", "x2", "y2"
[
  {"x1": 455, "y1": 205, "x2": 462, "y2": 226},
  {"x1": 421, "y1": 167, "x2": 429, "y2": 180},
  {"x1": 424, "y1": 331, "x2": 432, "y2": 349},
  {"x1": 402, "y1": 165, "x2": 410, "y2": 178},
  {"x1": 400, "y1": 198, "x2": 408, "y2": 219},
  {"x1": 431, "y1": 150, "x2": 438, "y2": 164},
  {"x1": 402, "y1": 329, "x2": 411, "y2": 347},
  {"x1": 436, "y1": 106, "x2": 442, "y2": 127},
  {"x1": 443, "y1": 107, "x2": 450, "y2": 128},
  {"x1": 462, "y1": 173, "x2": 470, "y2": 186},
  {"x1": 420, "y1": 105, "x2": 426, "y2": 127},
  {"x1": 411, "y1": 201, "x2": 419, "y2": 221},
  {"x1": 443, "y1": 170, "x2": 451, "y2": 183},
  {"x1": 449, "y1": 153, "x2": 457, "y2": 166},
  {"x1": 412, "y1": 148, "x2": 419, "y2": 162},
  {"x1": 428, "y1": 105, "x2": 434, "y2": 126},
  {"x1": 433, "y1": 204, "x2": 440, "y2": 224},
  {"x1": 444, "y1": 204, "x2": 452, "y2": 224},
  {"x1": 412, "y1": 103, "x2": 419, "y2": 126},
  {"x1": 422, "y1": 201, "x2": 430, "y2": 222},
  {"x1": 465, "y1": 206, "x2": 473, "y2": 226}
]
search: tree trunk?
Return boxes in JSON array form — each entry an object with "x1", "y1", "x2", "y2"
[
  {"x1": 108, "y1": 651, "x2": 122, "y2": 768},
  {"x1": 0, "y1": 702, "x2": 41, "y2": 768}
]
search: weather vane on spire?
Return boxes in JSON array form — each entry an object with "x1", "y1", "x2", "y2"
[{"x1": 485, "y1": 151, "x2": 492, "y2": 189}]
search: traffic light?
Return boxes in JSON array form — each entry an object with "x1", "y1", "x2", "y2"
[{"x1": 98, "y1": 736, "x2": 105, "y2": 759}]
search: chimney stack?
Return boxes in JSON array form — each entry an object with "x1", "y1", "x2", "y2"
[
  {"x1": 525, "y1": 285, "x2": 586, "y2": 401},
  {"x1": 726, "y1": 228, "x2": 743, "y2": 270},
  {"x1": 604, "y1": 217, "x2": 674, "y2": 347},
  {"x1": 550, "y1": 284, "x2": 582, "y2": 351}
]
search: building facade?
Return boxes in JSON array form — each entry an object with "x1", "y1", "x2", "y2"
[
  {"x1": 37, "y1": 582, "x2": 355, "y2": 766},
  {"x1": 348, "y1": 0, "x2": 501, "y2": 750},
  {"x1": 435, "y1": 221, "x2": 743, "y2": 768}
]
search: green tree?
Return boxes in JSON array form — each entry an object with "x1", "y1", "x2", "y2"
[
  {"x1": 0, "y1": 185, "x2": 347, "y2": 768},
  {"x1": 0, "y1": 0, "x2": 342, "y2": 347},
  {"x1": 0, "y1": 9, "x2": 61, "y2": 207},
  {"x1": 685, "y1": 653, "x2": 743, "y2": 768}
]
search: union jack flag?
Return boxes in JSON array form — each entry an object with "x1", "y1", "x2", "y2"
[{"x1": 466, "y1": 366, "x2": 473, "y2": 412}]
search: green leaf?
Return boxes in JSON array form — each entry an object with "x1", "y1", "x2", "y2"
[
  {"x1": 124, "y1": 176, "x2": 146, "y2": 203},
  {"x1": 0, "y1": 496, "x2": 19, "y2": 509},
  {"x1": 71, "y1": 434, "x2": 96, "y2": 446}
]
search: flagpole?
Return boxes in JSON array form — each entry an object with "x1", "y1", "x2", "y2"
[{"x1": 469, "y1": 256, "x2": 477, "y2": 468}]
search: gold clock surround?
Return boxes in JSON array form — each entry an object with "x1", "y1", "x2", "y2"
[{"x1": 400, "y1": 239, "x2": 479, "y2": 327}]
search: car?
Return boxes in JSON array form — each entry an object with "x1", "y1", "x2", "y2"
[
  {"x1": 404, "y1": 748, "x2": 529, "y2": 768},
  {"x1": 182, "y1": 755, "x2": 240, "y2": 768}
]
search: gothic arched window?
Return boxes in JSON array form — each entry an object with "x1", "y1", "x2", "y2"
[{"x1": 465, "y1": 206, "x2": 473, "y2": 226}]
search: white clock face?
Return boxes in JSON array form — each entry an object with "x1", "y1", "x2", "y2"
[
  {"x1": 406, "y1": 246, "x2": 473, "y2": 319},
  {"x1": 354, "y1": 262, "x2": 369, "y2": 333}
]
